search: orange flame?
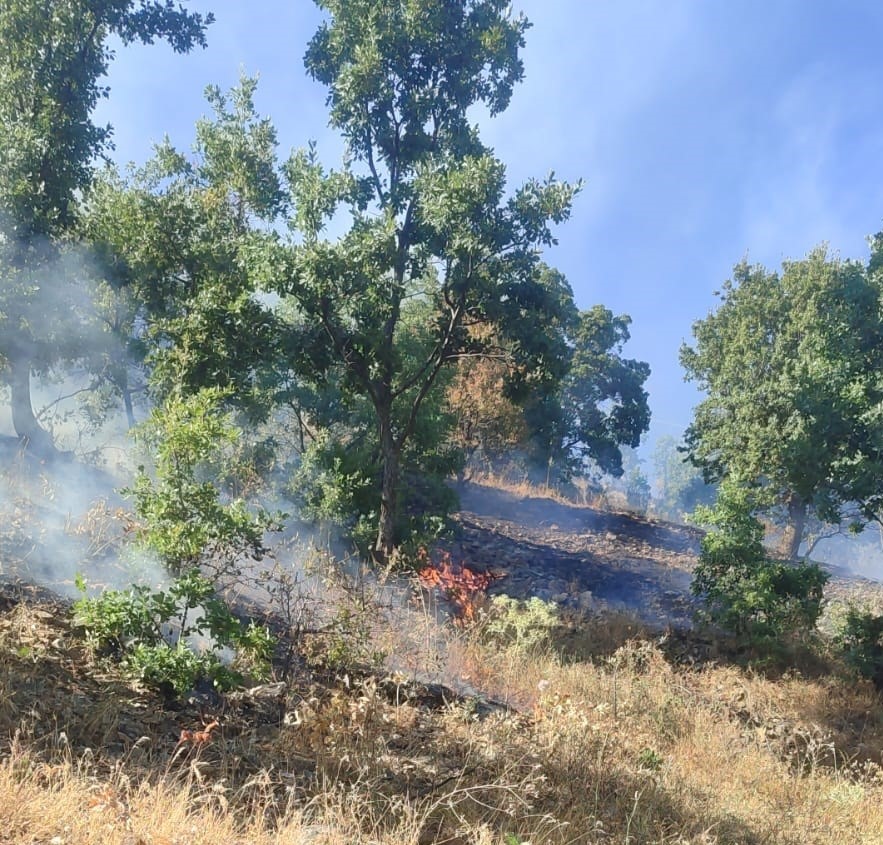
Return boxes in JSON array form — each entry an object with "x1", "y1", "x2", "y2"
[{"x1": 418, "y1": 549, "x2": 497, "y2": 624}]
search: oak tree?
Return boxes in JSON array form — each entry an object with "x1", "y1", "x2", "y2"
[
  {"x1": 270, "y1": 0, "x2": 580, "y2": 560},
  {"x1": 681, "y1": 247, "x2": 883, "y2": 559},
  {"x1": 0, "y1": 0, "x2": 211, "y2": 451}
]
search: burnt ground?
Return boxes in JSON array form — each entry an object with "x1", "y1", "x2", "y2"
[
  {"x1": 444, "y1": 482, "x2": 883, "y2": 630},
  {"x1": 446, "y1": 482, "x2": 701, "y2": 628}
]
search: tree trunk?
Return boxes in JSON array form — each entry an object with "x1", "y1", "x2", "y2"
[
  {"x1": 779, "y1": 494, "x2": 807, "y2": 561},
  {"x1": 9, "y1": 353, "x2": 56, "y2": 455},
  {"x1": 122, "y1": 385, "x2": 136, "y2": 429},
  {"x1": 374, "y1": 405, "x2": 400, "y2": 564}
]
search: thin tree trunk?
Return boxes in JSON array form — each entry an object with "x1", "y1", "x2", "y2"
[
  {"x1": 121, "y1": 384, "x2": 136, "y2": 429},
  {"x1": 123, "y1": 387, "x2": 135, "y2": 428},
  {"x1": 374, "y1": 405, "x2": 400, "y2": 564},
  {"x1": 9, "y1": 353, "x2": 55, "y2": 455},
  {"x1": 779, "y1": 494, "x2": 807, "y2": 561}
]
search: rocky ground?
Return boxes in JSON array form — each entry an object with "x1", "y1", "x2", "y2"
[{"x1": 444, "y1": 482, "x2": 883, "y2": 629}]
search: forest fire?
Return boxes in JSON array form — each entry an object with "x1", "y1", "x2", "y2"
[{"x1": 417, "y1": 549, "x2": 498, "y2": 624}]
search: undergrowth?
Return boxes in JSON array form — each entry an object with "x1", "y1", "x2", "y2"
[{"x1": 2, "y1": 579, "x2": 883, "y2": 845}]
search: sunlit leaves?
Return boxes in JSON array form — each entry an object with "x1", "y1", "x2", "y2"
[{"x1": 682, "y1": 246, "x2": 883, "y2": 532}]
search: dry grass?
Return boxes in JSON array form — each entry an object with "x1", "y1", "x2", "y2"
[
  {"x1": 2, "y1": 585, "x2": 883, "y2": 844},
  {"x1": 464, "y1": 469, "x2": 658, "y2": 526},
  {"x1": 463, "y1": 469, "x2": 606, "y2": 510}
]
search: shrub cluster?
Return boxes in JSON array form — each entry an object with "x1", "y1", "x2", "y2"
[
  {"x1": 74, "y1": 569, "x2": 273, "y2": 696},
  {"x1": 692, "y1": 481, "x2": 828, "y2": 639}
]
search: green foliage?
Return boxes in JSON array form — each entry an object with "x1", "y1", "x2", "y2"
[
  {"x1": 681, "y1": 247, "x2": 883, "y2": 547},
  {"x1": 692, "y1": 480, "x2": 828, "y2": 639},
  {"x1": 84, "y1": 76, "x2": 284, "y2": 421},
  {"x1": 481, "y1": 595, "x2": 559, "y2": 653},
  {"x1": 291, "y1": 429, "x2": 377, "y2": 539},
  {"x1": 835, "y1": 607, "x2": 883, "y2": 690},
  {"x1": 0, "y1": 0, "x2": 211, "y2": 240},
  {"x1": 74, "y1": 568, "x2": 273, "y2": 696},
  {"x1": 555, "y1": 305, "x2": 651, "y2": 478},
  {"x1": 0, "y1": 0, "x2": 211, "y2": 446},
  {"x1": 266, "y1": 0, "x2": 581, "y2": 559},
  {"x1": 127, "y1": 388, "x2": 278, "y2": 572},
  {"x1": 637, "y1": 747, "x2": 664, "y2": 772},
  {"x1": 624, "y1": 465, "x2": 652, "y2": 514},
  {"x1": 651, "y1": 435, "x2": 716, "y2": 523}
]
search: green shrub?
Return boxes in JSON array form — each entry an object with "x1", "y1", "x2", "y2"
[
  {"x1": 480, "y1": 595, "x2": 559, "y2": 653},
  {"x1": 74, "y1": 569, "x2": 273, "y2": 696},
  {"x1": 691, "y1": 480, "x2": 828, "y2": 639},
  {"x1": 835, "y1": 607, "x2": 883, "y2": 690},
  {"x1": 127, "y1": 388, "x2": 280, "y2": 573}
]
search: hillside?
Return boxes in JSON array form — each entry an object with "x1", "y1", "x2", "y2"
[{"x1": 1, "y1": 474, "x2": 883, "y2": 844}]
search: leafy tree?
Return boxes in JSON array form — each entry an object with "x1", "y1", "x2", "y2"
[
  {"x1": 289, "y1": 295, "x2": 465, "y2": 553},
  {"x1": 445, "y1": 296, "x2": 651, "y2": 485},
  {"x1": 542, "y1": 305, "x2": 651, "y2": 479},
  {"x1": 267, "y1": 0, "x2": 580, "y2": 560},
  {"x1": 651, "y1": 434, "x2": 716, "y2": 522},
  {"x1": 0, "y1": 0, "x2": 212, "y2": 452},
  {"x1": 445, "y1": 306, "x2": 653, "y2": 491},
  {"x1": 681, "y1": 247, "x2": 883, "y2": 559},
  {"x1": 624, "y1": 464, "x2": 651, "y2": 514},
  {"x1": 127, "y1": 387, "x2": 278, "y2": 575},
  {"x1": 83, "y1": 77, "x2": 285, "y2": 420}
]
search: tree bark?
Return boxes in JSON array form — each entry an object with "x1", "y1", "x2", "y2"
[
  {"x1": 8, "y1": 352, "x2": 56, "y2": 455},
  {"x1": 374, "y1": 404, "x2": 400, "y2": 564},
  {"x1": 779, "y1": 494, "x2": 807, "y2": 561},
  {"x1": 122, "y1": 386, "x2": 136, "y2": 429}
]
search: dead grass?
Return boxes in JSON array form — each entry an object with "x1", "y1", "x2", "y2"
[
  {"x1": 465, "y1": 469, "x2": 666, "y2": 522},
  {"x1": 464, "y1": 469, "x2": 604, "y2": 510},
  {"x1": 2, "y1": 584, "x2": 883, "y2": 844}
]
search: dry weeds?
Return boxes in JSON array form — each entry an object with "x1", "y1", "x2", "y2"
[{"x1": 1, "y1": 582, "x2": 883, "y2": 844}]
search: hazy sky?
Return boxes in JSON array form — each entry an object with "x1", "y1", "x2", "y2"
[{"x1": 93, "y1": 0, "x2": 883, "y2": 449}]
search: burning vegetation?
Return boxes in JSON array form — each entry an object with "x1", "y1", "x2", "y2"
[{"x1": 2, "y1": 1, "x2": 883, "y2": 843}]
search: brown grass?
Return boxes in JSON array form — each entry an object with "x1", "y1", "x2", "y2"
[{"x1": 1, "y1": 585, "x2": 883, "y2": 844}]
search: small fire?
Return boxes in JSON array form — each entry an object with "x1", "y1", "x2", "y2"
[{"x1": 418, "y1": 548, "x2": 497, "y2": 624}]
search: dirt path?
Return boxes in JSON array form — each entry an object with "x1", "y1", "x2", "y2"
[{"x1": 447, "y1": 482, "x2": 702, "y2": 628}]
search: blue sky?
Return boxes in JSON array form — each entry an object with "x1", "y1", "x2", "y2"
[{"x1": 94, "y1": 0, "x2": 883, "y2": 452}]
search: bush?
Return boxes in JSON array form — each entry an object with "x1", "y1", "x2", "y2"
[
  {"x1": 691, "y1": 480, "x2": 828, "y2": 639},
  {"x1": 480, "y1": 595, "x2": 559, "y2": 653},
  {"x1": 127, "y1": 388, "x2": 280, "y2": 574},
  {"x1": 74, "y1": 569, "x2": 273, "y2": 696},
  {"x1": 836, "y1": 607, "x2": 883, "y2": 690}
]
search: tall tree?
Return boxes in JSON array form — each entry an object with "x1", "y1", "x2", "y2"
[
  {"x1": 271, "y1": 0, "x2": 580, "y2": 560},
  {"x1": 446, "y1": 297, "x2": 652, "y2": 484},
  {"x1": 83, "y1": 77, "x2": 285, "y2": 423},
  {"x1": 547, "y1": 305, "x2": 650, "y2": 478},
  {"x1": 0, "y1": 0, "x2": 212, "y2": 452},
  {"x1": 681, "y1": 246, "x2": 883, "y2": 559}
]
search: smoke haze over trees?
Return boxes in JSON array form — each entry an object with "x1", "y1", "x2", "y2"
[
  {"x1": 0, "y1": 0, "x2": 655, "y2": 565},
  {"x1": 2, "y1": 0, "x2": 883, "y2": 581}
]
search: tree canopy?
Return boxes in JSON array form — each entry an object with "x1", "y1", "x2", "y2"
[
  {"x1": 0, "y1": 0, "x2": 212, "y2": 451},
  {"x1": 264, "y1": 0, "x2": 581, "y2": 559},
  {"x1": 0, "y1": 0, "x2": 656, "y2": 567},
  {"x1": 681, "y1": 246, "x2": 883, "y2": 558}
]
